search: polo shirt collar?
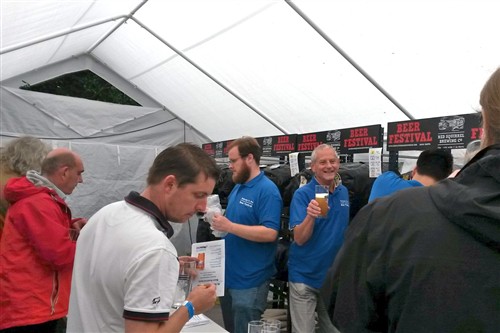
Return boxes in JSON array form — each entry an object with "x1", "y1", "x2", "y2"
[
  {"x1": 124, "y1": 191, "x2": 174, "y2": 238},
  {"x1": 242, "y1": 171, "x2": 264, "y2": 187}
]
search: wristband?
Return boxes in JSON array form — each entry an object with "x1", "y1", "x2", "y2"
[{"x1": 182, "y1": 300, "x2": 195, "y2": 319}]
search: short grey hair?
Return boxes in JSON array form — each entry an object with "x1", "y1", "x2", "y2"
[
  {"x1": 310, "y1": 144, "x2": 338, "y2": 164},
  {"x1": 0, "y1": 136, "x2": 51, "y2": 175}
]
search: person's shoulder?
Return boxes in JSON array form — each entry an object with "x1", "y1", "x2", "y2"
[
  {"x1": 337, "y1": 183, "x2": 349, "y2": 191},
  {"x1": 260, "y1": 173, "x2": 280, "y2": 190},
  {"x1": 90, "y1": 200, "x2": 127, "y2": 218},
  {"x1": 378, "y1": 171, "x2": 399, "y2": 180},
  {"x1": 370, "y1": 185, "x2": 431, "y2": 215},
  {"x1": 291, "y1": 180, "x2": 314, "y2": 198}
]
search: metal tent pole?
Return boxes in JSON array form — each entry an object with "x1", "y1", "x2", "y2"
[
  {"x1": 130, "y1": 16, "x2": 289, "y2": 135},
  {"x1": 0, "y1": 15, "x2": 128, "y2": 55},
  {"x1": 285, "y1": 0, "x2": 414, "y2": 120}
]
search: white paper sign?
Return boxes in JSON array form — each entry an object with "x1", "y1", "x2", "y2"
[
  {"x1": 368, "y1": 148, "x2": 383, "y2": 178},
  {"x1": 289, "y1": 152, "x2": 300, "y2": 177},
  {"x1": 191, "y1": 240, "x2": 225, "y2": 297}
]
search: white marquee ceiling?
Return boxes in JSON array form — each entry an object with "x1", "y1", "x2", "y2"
[{"x1": 1, "y1": 0, "x2": 499, "y2": 143}]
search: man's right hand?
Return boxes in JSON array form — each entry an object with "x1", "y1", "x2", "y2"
[{"x1": 186, "y1": 283, "x2": 217, "y2": 314}]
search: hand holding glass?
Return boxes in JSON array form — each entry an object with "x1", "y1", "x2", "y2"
[{"x1": 172, "y1": 260, "x2": 197, "y2": 309}]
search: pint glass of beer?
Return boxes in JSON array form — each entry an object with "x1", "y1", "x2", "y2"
[{"x1": 315, "y1": 185, "x2": 329, "y2": 217}]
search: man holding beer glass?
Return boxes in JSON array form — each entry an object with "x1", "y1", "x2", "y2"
[{"x1": 288, "y1": 144, "x2": 349, "y2": 333}]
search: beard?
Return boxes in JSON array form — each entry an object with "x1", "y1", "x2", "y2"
[{"x1": 232, "y1": 163, "x2": 251, "y2": 184}]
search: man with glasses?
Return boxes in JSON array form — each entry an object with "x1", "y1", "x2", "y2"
[{"x1": 211, "y1": 136, "x2": 283, "y2": 333}]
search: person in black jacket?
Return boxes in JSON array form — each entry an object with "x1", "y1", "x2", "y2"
[{"x1": 330, "y1": 67, "x2": 500, "y2": 333}]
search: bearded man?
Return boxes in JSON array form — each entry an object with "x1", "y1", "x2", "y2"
[{"x1": 211, "y1": 136, "x2": 283, "y2": 333}]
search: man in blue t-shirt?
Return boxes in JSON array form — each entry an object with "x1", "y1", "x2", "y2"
[
  {"x1": 288, "y1": 144, "x2": 350, "y2": 333},
  {"x1": 369, "y1": 148, "x2": 453, "y2": 202},
  {"x1": 211, "y1": 137, "x2": 282, "y2": 333}
]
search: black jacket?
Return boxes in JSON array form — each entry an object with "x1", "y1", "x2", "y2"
[{"x1": 331, "y1": 144, "x2": 500, "y2": 333}]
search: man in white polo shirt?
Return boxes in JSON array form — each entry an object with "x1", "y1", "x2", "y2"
[{"x1": 67, "y1": 143, "x2": 220, "y2": 333}]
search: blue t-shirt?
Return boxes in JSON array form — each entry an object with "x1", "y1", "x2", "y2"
[
  {"x1": 224, "y1": 172, "x2": 283, "y2": 289},
  {"x1": 288, "y1": 178, "x2": 350, "y2": 289},
  {"x1": 368, "y1": 171, "x2": 423, "y2": 202}
]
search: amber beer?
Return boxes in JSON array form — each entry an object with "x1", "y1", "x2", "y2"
[
  {"x1": 315, "y1": 185, "x2": 329, "y2": 217},
  {"x1": 315, "y1": 193, "x2": 329, "y2": 217}
]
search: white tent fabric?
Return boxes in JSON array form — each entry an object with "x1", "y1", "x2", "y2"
[
  {"x1": 3, "y1": 0, "x2": 499, "y2": 141},
  {"x1": 1, "y1": 0, "x2": 499, "y2": 224}
]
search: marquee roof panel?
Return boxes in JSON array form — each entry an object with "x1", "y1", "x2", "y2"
[{"x1": 2, "y1": 0, "x2": 499, "y2": 143}]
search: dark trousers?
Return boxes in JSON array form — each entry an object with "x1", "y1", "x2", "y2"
[{"x1": 0, "y1": 319, "x2": 62, "y2": 333}]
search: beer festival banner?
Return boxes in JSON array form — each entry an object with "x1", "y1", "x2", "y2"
[
  {"x1": 295, "y1": 124, "x2": 383, "y2": 154},
  {"x1": 387, "y1": 113, "x2": 482, "y2": 151},
  {"x1": 255, "y1": 134, "x2": 297, "y2": 157},
  {"x1": 202, "y1": 142, "x2": 216, "y2": 157}
]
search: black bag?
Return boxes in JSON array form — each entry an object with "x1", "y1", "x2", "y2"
[
  {"x1": 338, "y1": 162, "x2": 375, "y2": 221},
  {"x1": 275, "y1": 237, "x2": 290, "y2": 282}
]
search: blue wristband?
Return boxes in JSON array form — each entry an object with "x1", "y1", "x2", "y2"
[{"x1": 182, "y1": 300, "x2": 195, "y2": 319}]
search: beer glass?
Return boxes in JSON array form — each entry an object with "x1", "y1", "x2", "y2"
[{"x1": 315, "y1": 185, "x2": 329, "y2": 217}]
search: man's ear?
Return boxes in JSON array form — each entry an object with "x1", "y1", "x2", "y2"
[
  {"x1": 60, "y1": 165, "x2": 70, "y2": 178},
  {"x1": 163, "y1": 175, "x2": 177, "y2": 193},
  {"x1": 412, "y1": 167, "x2": 417, "y2": 178}
]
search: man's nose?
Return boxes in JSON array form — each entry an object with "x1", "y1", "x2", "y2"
[{"x1": 196, "y1": 199, "x2": 208, "y2": 212}]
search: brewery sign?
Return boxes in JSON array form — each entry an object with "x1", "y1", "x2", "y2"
[
  {"x1": 210, "y1": 140, "x2": 233, "y2": 158},
  {"x1": 387, "y1": 113, "x2": 482, "y2": 151}
]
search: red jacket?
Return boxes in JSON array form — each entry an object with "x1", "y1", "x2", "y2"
[{"x1": 0, "y1": 176, "x2": 76, "y2": 329}]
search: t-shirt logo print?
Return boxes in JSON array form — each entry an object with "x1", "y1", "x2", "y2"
[
  {"x1": 239, "y1": 197, "x2": 254, "y2": 208},
  {"x1": 152, "y1": 297, "x2": 160, "y2": 306}
]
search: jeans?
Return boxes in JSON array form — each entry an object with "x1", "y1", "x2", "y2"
[
  {"x1": 289, "y1": 282, "x2": 339, "y2": 333},
  {"x1": 220, "y1": 280, "x2": 270, "y2": 333}
]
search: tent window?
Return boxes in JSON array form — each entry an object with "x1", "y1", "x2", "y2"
[{"x1": 20, "y1": 70, "x2": 140, "y2": 106}]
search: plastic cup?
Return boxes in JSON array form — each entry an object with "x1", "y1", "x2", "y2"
[
  {"x1": 171, "y1": 260, "x2": 196, "y2": 309},
  {"x1": 248, "y1": 320, "x2": 264, "y2": 333},
  {"x1": 264, "y1": 319, "x2": 281, "y2": 330}
]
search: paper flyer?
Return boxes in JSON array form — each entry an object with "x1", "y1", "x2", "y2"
[
  {"x1": 368, "y1": 147, "x2": 383, "y2": 178},
  {"x1": 289, "y1": 152, "x2": 300, "y2": 177},
  {"x1": 184, "y1": 314, "x2": 211, "y2": 328},
  {"x1": 191, "y1": 239, "x2": 225, "y2": 297}
]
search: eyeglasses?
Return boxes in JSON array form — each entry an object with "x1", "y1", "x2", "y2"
[{"x1": 228, "y1": 154, "x2": 248, "y2": 164}]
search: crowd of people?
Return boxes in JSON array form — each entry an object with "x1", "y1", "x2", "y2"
[{"x1": 0, "y1": 66, "x2": 499, "y2": 333}]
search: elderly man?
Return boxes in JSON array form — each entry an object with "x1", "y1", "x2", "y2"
[
  {"x1": 0, "y1": 148, "x2": 85, "y2": 332},
  {"x1": 288, "y1": 144, "x2": 349, "y2": 333}
]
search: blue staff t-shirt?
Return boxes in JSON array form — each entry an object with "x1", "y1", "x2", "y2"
[
  {"x1": 288, "y1": 177, "x2": 350, "y2": 289},
  {"x1": 224, "y1": 172, "x2": 283, "y2": 289},
  {"x1": 368, "y1": 171, "x2": 423, "y2": 202}
]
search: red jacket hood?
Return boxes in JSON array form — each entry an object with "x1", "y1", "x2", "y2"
[{"x1": 4, "y1": 176, "x2": 52, "y2": 204}]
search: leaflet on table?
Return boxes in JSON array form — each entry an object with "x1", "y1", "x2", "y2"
[
  {"x1": 184, "y1": 314, "x2": 211, "y2": 328},
  {"x1": 191, "y1": 239, "x2": 225, "y2": 297}
]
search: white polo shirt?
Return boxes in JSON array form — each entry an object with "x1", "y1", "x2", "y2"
[{"x1": 67, "y1": 200, "x2": 179, "y2": 332}]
